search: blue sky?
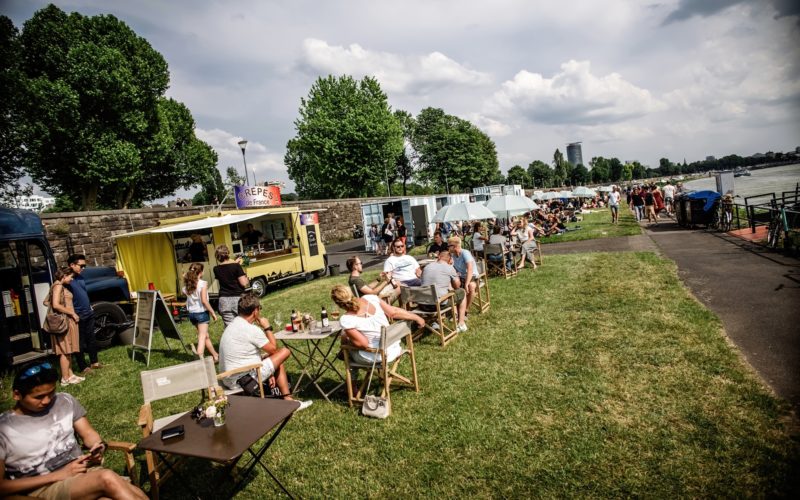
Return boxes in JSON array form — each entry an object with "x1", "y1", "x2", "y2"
[{"x1": 3, "y1": 0, "x2": 799, "y2": 198}]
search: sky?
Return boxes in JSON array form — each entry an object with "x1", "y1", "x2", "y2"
[{"x1": 3, "y1": 0, "x2": 800, "y2": 199}]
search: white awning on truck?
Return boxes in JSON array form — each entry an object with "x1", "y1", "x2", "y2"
[{"x1": 111, "y1": 210, "x2": 292, "y2": 238}]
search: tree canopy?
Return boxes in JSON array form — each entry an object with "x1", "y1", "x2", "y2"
[
  {"x1": 285, "y1": 75, "x2": 403, "y2": 199},
  {"x1": 410, "y1": 107, "x2": 501, "y2": 193},
  {"x1": 4, "y1": 5, "x2": 216, "y2": 210}
]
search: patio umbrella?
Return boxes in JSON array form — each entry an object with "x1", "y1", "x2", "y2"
[
  {"x1": 485, "y1": 195, "x2": 538, "y2": 219},
  {"x1": 541, "y1": 191, "x2": 561, "y2": 200},
  {"x1": 597, "y1": 185, "x2": 614, "y2": 192},
  {"x1": 572, "y1": 186, "x2": 596, "y2": 197},
  {"x1": 432, "y1": 202, "x2": 496, "y2": 223},
  {"x1": 532, "y1": 191, "x2": 545, "y2": 200},
  {"x1": 558, "y1": 190, "x2": 574, "y2": 198}
]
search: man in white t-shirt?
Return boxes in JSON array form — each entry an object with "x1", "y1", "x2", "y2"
[
  {"x1": 218, "y1": 293, "x2": 312, "y2": 410},
  {"x1": 383, "y1": 239, "x2": 422, "y2": 286},
  {"x1": 608, "y1": 186, "x2": 621, "y2": 224},
  {"x1": 662, "y1": 183, "x2": 676, "y2": 215}
]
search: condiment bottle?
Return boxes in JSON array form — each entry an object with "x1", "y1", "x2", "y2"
[
  {"x1": 290, "y1": 310, "x2": 299, "y2": 333},
  {"x1": 321, "y1": 306, "x2": 329, "y2": 327}
]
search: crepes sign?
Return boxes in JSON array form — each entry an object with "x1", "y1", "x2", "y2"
[{"x1": 234, "y1": 185, "x2": 282, "y2": 209}]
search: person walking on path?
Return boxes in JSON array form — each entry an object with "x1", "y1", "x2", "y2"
[
  {"x1": 608, "y1": 186, "x2": 621, "y2": 224},
  {"x1": 644, "y1": 186, "x2": 658, "y2": 224},
  {"x1": 630, "y1": 187, "x2": 645, "y2": 222},
  {"x1": 213, "y1": 245, "x2": 249, "y2": 327},
  {"x1": 45, "y1": 268, "x2": 83, "y2": 386},
  {"x1": 66, "y1": 254, "x2": 101, "y2": 374}
]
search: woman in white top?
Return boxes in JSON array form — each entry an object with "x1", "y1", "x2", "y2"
[
  {"x1": 331, "y1": 285, "x2": 424, "y2": 365},
  {"x1": 513, "y1": 218, "x2": 537, "y2": 270},
  {"x1": 182, "y1": 262, "x2": 219, "y2": 362}
]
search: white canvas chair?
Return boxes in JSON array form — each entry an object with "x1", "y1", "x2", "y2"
[
  {"x1": 138, "y1": 358, "x2": 218, "y2": 499},
  {"x1": 214, "y1": 361, "x2": 266, "y2": 398}
]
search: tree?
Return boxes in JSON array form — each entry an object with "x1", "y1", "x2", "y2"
[
  {"x1": 631, "y1": 161, "x2": 647, "y2": 179},
  {"x1": 411, "y1": 107, "x2": 501, "y2": 193},
  {"x1": 571, "y1": 164, "x2": 589, "y2": 185},
  {"x1": 285, "y1": 75, "x2": 402, "y2": 199},
  {"x1": 394, "y1": 110, "x2": 416, "y2": 195},
  {"x1": 12, "y1": 5, "x2": 216, "y2": 210},
  {"x1": 552, "y1": 149, "x2": 567, "y2": 187},
  {"x1": 622, "y1": 163, "x2": 634, "y2": 181},
  {"x1": 527, "y1": 160, "x2": 553, "y2": 188},
  {"x1": 589, "y1": 157, "x2": 609, "y2": 183},
  {"x1": 192, "y1": 167, "x2": 226, "y2": 206},
  {"x1": 0, "y1": 17, "x2": 29, "y2": 206},
  {"x1": 505, "y1": 165, "x2": 530, "y2": 187},
  {"x1": 608, "y1": 157, "x2": 624, "y2": 181},
  {"x1": 395, "y1": 147, "x2": 413, "y2": 195}
]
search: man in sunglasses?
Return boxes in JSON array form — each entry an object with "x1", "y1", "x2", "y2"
[
  {"x1": 383, "y1": 239, "x2": 422, "y2": 287},
  {"x1": 67, "y1": 254, "x2": 100, "y2": 373}
]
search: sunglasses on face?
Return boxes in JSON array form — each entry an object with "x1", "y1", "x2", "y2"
[{"x1": 19, "y1": 362, "x2": 53, "y2": 381}]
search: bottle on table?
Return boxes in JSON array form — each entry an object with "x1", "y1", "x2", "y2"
[
  {"x1": 290, "y1": 310, "x2": 299, "y2": 333},
  {"x1": 321, "y1": 306, "x2": 329, "y2": 327}
]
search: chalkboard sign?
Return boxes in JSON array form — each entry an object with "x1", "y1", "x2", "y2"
[
  {"x1": 131, "y1": 290, "x2": 191, "y2": 366},
  {"x1": 306, "y1": 225, "x2": 319, "y2": 257}
]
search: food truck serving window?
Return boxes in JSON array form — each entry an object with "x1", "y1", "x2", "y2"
[{"x1": 174, "y1": 230, "x2": 212, "y2": 263}]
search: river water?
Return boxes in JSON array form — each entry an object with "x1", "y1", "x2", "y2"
[{"x1": 683, "y1": 163, "x2": 800, "y2": 200}]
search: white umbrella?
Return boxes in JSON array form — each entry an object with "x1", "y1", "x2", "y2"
[
  {"x1": 597, "y1": 185, "x2": 613, "y2": 192},
  {"x1": 485, "y1": 195, "x2": 538, "y2": 218},
  {"x1": 572, "y1": 186, "x2": 596, "y2": 197},
  {"x1": 432, "y1": 202, "x2": 496, "y2": 223},
  {"x1": 541, "y1": 191, "x2": 561, "y2": 200},
  {"x1": 532, "y1": 190, "x2": 545, "y2": 200},
  {"x1": 558, "y1": 190, "x2": 574, "y2": 198}
]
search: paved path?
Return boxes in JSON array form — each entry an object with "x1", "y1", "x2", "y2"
[{"x1": 545, "y1": 221, "x2": 800, "y2": 412}]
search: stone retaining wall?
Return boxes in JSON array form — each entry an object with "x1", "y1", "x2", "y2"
[{"x1": 41, "y1": 197, "x2": 386, "y2": 267}]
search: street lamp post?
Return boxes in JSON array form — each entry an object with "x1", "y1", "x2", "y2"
[
  {"x1": 252, "y1": 167, "x2": 257, "y2": 186},
  {"x1": 237, "y1": 139, "x2": 249, "y2": 186}
]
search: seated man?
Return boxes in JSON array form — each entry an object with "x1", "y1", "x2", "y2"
[
  {"x1": 383, "y1": 238, "x2": 422, "y2": 287},
  {"x1": 448, "y1": 236, "x2": 478, "y2": 313},
  {"x1": 487, "y1": 226, "x2": 514, "y2": 271},
  {"x1": 426, "y1": 232, "x2": 448, "y2": 257},
  {"x1": 346, "y1": 256, "x2": 397, "y2": 302},
  {"x1": 218, "y1": 293, "x2": 312, "y2": 410},
  {"x1": 421, "y1": 249, "x2": 468, "y2": 332},
  {"x1": 0, "y1": 361, "x2": 148, "y2": 500}
]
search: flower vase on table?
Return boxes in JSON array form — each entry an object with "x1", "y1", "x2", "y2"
[{"x1": 204, "y1": 389, "x2": 229, "y2": 427}]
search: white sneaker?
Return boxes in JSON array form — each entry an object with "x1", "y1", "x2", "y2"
[
  {"x1": 68, "y1": 375, "x2": 85, "y2": 384},
  {"x1": 295, "y1": 400, "x2": 313, "y2": 412},
  {"x1": 457, "y1": 323, "x2": 468, "y2": 332},
  {"x1": 60, "y1": 378, "x2": 71, "y2": 386},
  {"x1": 430, "y1": 322, "x2": 440, "y2": 330}
]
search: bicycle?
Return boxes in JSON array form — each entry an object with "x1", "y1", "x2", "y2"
[{"x1": 766, "y1": 206, "x2": 788, "y2": 249}]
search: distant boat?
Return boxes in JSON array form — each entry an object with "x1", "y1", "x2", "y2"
[{"x1": 734, "y1": 167, "x2": 751, "y2": 177}]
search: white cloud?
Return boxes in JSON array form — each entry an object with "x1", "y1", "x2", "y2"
[
  {"x1": 486, "y1": 60, "x2": 667, "y2": 125},
  {"x1": 300, "y1": 38, "x2": 492, "y2": 94},
  {"x1": 465, "y1": 113, "x2": 513, "y2": 137},
  {"x1": 195, "y1": 128, "x2": 290, "y2": 187}
]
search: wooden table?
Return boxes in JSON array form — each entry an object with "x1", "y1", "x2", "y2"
[
  {"x1": 276, "y1": 321, "x2": 344, "y2": 402},
  {"x1": 137, "y1": 395, "x2": 299, "y2": 498}
]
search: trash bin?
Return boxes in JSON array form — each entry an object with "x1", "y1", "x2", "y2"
[{"x1": 328, "y1": 264, "x2": 340, "y2": 276}]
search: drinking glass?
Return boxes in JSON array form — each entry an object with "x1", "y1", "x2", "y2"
[
  {"x1": 273, "y1": 312, "x2": 283, "y2": 331},
  {"x1": 330, "y1": 307, "x2": 340, "y2": 321}
]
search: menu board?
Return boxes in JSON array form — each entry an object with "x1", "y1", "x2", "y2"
[{"x1": 131, "y1": 290, "x2": 191, "y2": 366}]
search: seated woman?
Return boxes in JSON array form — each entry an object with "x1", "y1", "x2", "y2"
[
  {"x1": 0, "y1": 361, "x2": 148, "y2": 500},
  {"x1": 486, "y1": 226, "x2": 514, "y2": 271},
  {"x1": 513, "y1": 218, "x2": 537, "y2": 270},
  {"x1": 346, "y1": 256, "x2": 397, "y2": 301},
  {"x1": 426, "y1": 231, "x2": 449, "y2": 257},
  {"x1": 331, "y1": 285, "x2": 424, "y2": 366}
]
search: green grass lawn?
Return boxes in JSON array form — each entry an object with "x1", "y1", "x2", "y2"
[
  {"x1": 3, "y1": 252, "x2": 797, "y2": 498},
  {"x1": 538, "y1": 204, "x2": 641, "y2": 244}
]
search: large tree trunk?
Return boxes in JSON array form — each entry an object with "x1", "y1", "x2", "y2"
[{"x1": 81, "y1": 184, "x2": 98, "y2": 211}]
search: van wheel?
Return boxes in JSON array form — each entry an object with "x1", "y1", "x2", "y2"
[
  {"x1": 251, "y1": 277, "x2": 267, "y2": 298},
  {"x1": 93, "y1": 302, "x2": 127, "y2": 349}
]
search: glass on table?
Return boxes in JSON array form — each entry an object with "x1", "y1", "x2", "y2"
[{"x1": 330, "y1": 307, "x2": 340, "y2": 321}]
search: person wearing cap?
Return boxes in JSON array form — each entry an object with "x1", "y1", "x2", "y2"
[
  {"x1": 0, "y1": 361, "x2": 148, "y2": 499},
  {"x1": 447, "y1": 236, "x2": 478, "y2": 314}
]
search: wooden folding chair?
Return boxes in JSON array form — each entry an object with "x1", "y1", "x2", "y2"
[
  {"x1": 471, "y1": 258, "x2": 491, "y2": 314},
  {"x1": 213, "y1": 361, "x2": 266, "y2": 398},
  {"x1": 341, "y1": 321, "x2": 419, "y2": 408},
  {"x1": 138, "y1": 358, "x2": 218, "y2": 499},
  {"x1": 484, "y1": 243, "x2": 516, "y2": 279},
  {"x1": 400, "y1": 285, "x2": 459, "y2": 347}
]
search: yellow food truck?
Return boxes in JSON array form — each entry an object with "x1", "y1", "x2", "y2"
[{"x1": 112, "y1": 207, "x2": 328, "y2": 299}]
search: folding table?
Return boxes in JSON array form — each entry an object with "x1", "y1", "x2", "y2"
[
  {"x1": 276, "y1": 321, "x2": 345, "y2": 402},
  {"x1": 137, "y1": 395, "x2": 299, "y2": 499}
]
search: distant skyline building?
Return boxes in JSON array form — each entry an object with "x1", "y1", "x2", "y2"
[
  {"x1": 566, "y1": 142, "x2": 583, "y2": 166},
  {"x1": 12, "y1": 195, "x2": 55, "y2": 212}
]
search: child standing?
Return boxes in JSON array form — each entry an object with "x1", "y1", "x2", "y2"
[{"x1": 182, "y1": 263, "x2": 219, "y2": 362}]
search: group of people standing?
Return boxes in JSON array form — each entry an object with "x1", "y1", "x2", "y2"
[
  {"x1": 625, "y1": 182, "x2": 680, "y2": 224},
  {"x1": 369, "y1": 213, "x2": 407, "y2": 256},
  {"x1": 45, "y1": 254, "x2": 102, "y2": 386}
]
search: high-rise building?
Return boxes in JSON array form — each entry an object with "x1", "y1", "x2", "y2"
[{"x1": 566, "y1": 142, "x2": 583, "y2": 166}]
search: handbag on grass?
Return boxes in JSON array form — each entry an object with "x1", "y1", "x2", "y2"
[
  {"x1": 237, "y1": 372, "x2": 286, "y2": 398},
  {"x1": 361, "y1": 351, "x2": 390, "y2": 419},
  {"x1": 43, "y1": 286, "x2": 69, "y2": 335}
]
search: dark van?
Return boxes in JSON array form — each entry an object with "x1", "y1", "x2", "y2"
[{"x1": 0, "y1": 207, "x2": 132, "y2": 369}]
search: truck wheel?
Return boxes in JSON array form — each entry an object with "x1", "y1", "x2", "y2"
[
  {"x1": 313, "y1": 255, "x2": 329, "y2": 278},
  {"x1": 251, "y1": 277, "x2": 267, "y2": 298},
  {"x1": 93, "y1": 302, "x2": 127, "y2": 349}
]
